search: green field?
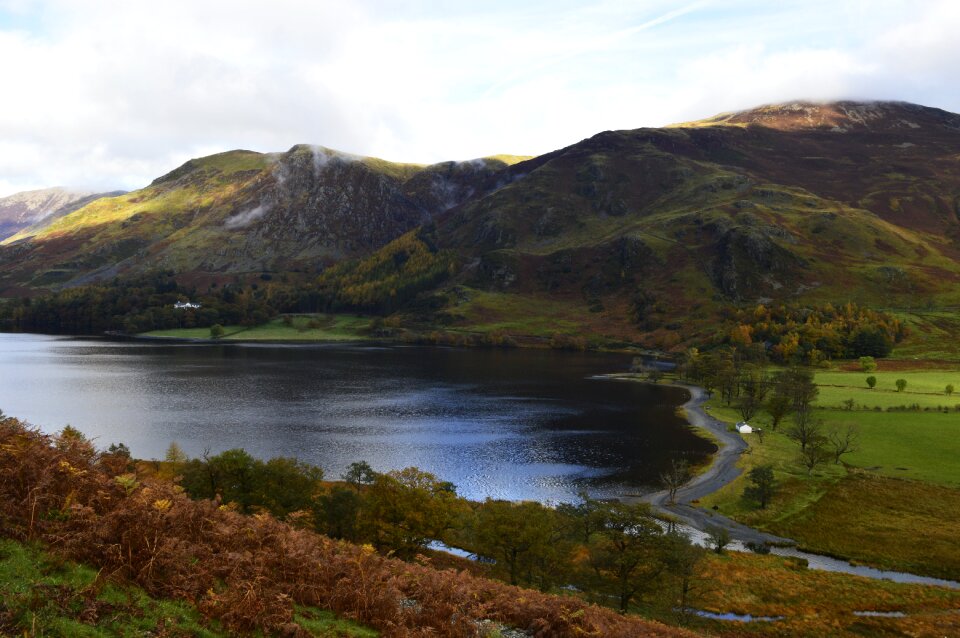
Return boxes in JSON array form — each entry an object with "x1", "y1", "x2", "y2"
[
  {"x1": 696, "y1": 364, "x2": 960, "y2": 578},
  {"x1": 143, "y1": 314, "x2": 372, "y2": 342},
  {"x1": 815, "y1": 369, "x2": 960, "y2": 409}
]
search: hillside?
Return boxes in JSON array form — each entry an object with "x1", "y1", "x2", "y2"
[
  {"x1": 358, "y1": 101, "x2": 960, "y2": 345},
  {"x1": 2, "y1": 101, "x2": 960, "y2": 346},
  {"x1": 0, "y1": 148, "x2": 525, "y2": 293},
  {"x1": 0, "y1": 187, "x2": 125, "y2": 241}
]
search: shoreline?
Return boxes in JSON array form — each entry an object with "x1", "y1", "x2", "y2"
[{"x1": 603, "y1": 375, "x2": 794, "y2": 546}]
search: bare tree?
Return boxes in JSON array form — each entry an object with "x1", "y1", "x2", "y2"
[
  {"x1": 660, "y1": 459, "x2": 691, "y2": 505},
  {"x1": 786, "y1": 405, "x2": 822, "y2": 453},
  {"x1": 828, "y1": 424, "x2": 860, "y2": 464},
  {"x1": 798, "y1": 439, "x2": 829, "y2": 474}
]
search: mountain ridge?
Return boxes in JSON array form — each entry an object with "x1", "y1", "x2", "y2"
[{"x1": 2, "y1": 99, "x2": 959, "y2": 346}]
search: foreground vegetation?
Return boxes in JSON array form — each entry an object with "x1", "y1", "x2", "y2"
[
  {"x1": 0, "y1": 416, "x2": 695, "y2": 638},
  {"x1": 0, "y1": 538, "x2": 377, "y2": 637}
]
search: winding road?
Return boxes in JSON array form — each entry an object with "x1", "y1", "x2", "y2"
[{"x1": 602, "y1": 377, "x2": 793, "y2": 546}]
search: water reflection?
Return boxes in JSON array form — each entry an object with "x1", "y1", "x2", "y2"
[{"x1": 0, "y1": 334, "x2": 714, "y2": 502}]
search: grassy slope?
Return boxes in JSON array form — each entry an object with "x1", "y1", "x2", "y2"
[
  {"x1": 0, "y1": 538, "x2": 376, "y2": 637},
  {"x1": 677, "y1": 551, "x2": 960, "y2": 638},
  {"x1": 697, "y1": 365, "x2": 960, "y2": 579},
  {"x1": 144, "y1": 314, "x2": 372, "y2": 341}
]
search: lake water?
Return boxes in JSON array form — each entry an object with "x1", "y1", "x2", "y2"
[{"x1": 0, "y1": 333, "x2": 713, "y2": 502}]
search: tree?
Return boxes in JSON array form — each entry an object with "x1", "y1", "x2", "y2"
[
  {"x1": 360, "y1": 467, "x2": 465, "y2": 556},
  {"x1": 341, "y1": 460, "x2": 377, "y2": 488},
  {"x1": 583, "y1": 501, "x2": 667, "y2": 613},
  {"x1": 315, "y1": 485, "x2": 363, "y2": 541},
  {"x1": 662, "y1": 533, "x2": 707, "y2": 625},
  {"x1": 858, "y1": 356, "x2": 877, "y2": 372},
  {"x1": 781, "y1": 367, "x2": 819, "y2": 412},
  {"x1": 706, "y1": 525, "x2": 731, "y2": 554},
  {"x1": 210, "y1": 323, "x2": 225, "y2": 339},
  {"x1": 827, "y1": 424, "x2": 859, "y2": 464},
  {"x1": 106, "y1": 442, "x2": 131, "y2": 458},
  {"x1": 660, "y1": 459, "x2": 691, "y2": 505},
  {"x1": 947, "y1": 384, "x2": 955, "y2": 396},
  {"x1": 798, "y1": 439, "x2": 829, "y2": 474},
  {"x1": 158, "y1": 441, "x2": 188, "y2": 480},
  {"x1": 895, "y1": 378, "x2": 907, "y2": 392},
  {"x1": 252, "y1": 456, "x2": 324, "y2": 516},
  {"x1": 555, "y1": 492, "x2": 601, "y2": 544},
  {"x1": 765, "y1": 393, "x2": 792, "y2": 431},
  {"x1": 474, "y1": 500, "x2": 565, "y2": 588},
  {"x1": 786, "y1": 405, "x2": 823, "y2": 453},
  {"x1": 743, "y1": 465, "x2": 776, "y2": 509},
  {"x1": 866, "y1": 376, "x2": 877, "y2": 389}
]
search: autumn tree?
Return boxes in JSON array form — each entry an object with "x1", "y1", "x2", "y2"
[
  {"x1": 360, "y1": 467, "x2": 465, "y2": 556},
  {"x1": 314, "y1": 485, "x2": 363, "y2": 541},
  {"x1": 582, "y1": 501, "x2": 668, "y2": 613},
  {"x1": 474, "y1": 500, "x2": 569, "y2": 588}
]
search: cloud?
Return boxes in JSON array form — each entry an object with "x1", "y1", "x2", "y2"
[
  {"x1": 0, "y1": 0, "x2": 958, "y2": 196},
  {"x1": 224, "y1": 204, "x2": 268, "y2": 230}
]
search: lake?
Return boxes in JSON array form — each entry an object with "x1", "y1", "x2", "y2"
[{"x1": 0, "y1": 333, "x2": 713, "y2": 502}]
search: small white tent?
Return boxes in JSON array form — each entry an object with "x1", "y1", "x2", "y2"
[{"x1": 736, "y1": 422, "x2": 753, "y2": 434}]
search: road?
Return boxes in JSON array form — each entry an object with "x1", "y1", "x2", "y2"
[{"x1": 612, "y1": 378, "x2": 793, "y2": 546}]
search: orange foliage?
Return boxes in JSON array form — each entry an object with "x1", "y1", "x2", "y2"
[{"x1": 0, "y1": 416, "x2": 697, "y2": 638}]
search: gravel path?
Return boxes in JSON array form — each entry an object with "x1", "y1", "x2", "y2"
[{"x1": 611, "y1": 379, "x2": 793, "y2": 546}]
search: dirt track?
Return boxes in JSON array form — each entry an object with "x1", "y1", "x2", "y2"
[{"x1": 612, "y1": 379, "x2": 793, "y2": 546}]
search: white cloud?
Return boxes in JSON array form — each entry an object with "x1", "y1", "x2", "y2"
[{"x1": 0, "y1": 0, "x2": 958, "y2": 196}]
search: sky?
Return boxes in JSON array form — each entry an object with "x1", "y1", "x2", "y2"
[{"x1": 0, "y1": 0, "x2": 959, "y2": 196}]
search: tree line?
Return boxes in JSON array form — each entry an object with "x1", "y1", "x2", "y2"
[
  {"x1": 721, "y1": 302, "x2": 906, "y2": 363},
  {"x1": 126, "y1": 446, "x2": 713, "y2": 616}
]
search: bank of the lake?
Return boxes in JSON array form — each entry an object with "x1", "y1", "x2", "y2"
[{"x1": 623, "y1": 368, "x2": 960, "y2": 587}]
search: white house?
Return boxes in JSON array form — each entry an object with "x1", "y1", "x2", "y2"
[
  {"x1": 173, "y1": 301, "x2": 202, "y2": 309},
  {"x1": 736, "y1": 422, "x2": 753, "y2": 434}
]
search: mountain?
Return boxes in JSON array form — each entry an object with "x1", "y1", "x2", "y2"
[
  {"x1": 2, "y1": 100, "x2": 960, "y2": 345},
  {"x1": 331, "y1": 101, "x2": 960, "y2": 344},
  {"x1": 0, "y1": 187, "x2": 126, "y2": 241},
  {"x1": 0, "y1": 147, "x2": 525, "y2": 292}
]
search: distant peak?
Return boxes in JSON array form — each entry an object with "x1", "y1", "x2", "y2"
[{"x1": 673, "y1": 100, "x2": 960, "y2": 132}]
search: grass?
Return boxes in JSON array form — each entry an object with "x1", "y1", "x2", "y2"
[
  {"x1": 697, "y1": 363, "x2": 960, "y2": 580},
  {"x1": 0, "y1": 537, "x2": 219, "y2": 636},
  {"x1": 143, "y1": 314, "x2": 372, "y2": 342},
  {"x1": 674, "y1": 551, "x2": 960, "y2": 637},
  {"x1": 0, "y1": 537, "x2": 378, "y2": 637},
  {"x1": 815, "y1": 369, "x2": 960, "y2": 406},
  {"x1": 445, "y1": 288, "x2": 588, "y2": 336},
  {"x1": 765, "y1": 472, "x2": 960, "y2": 581}
]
